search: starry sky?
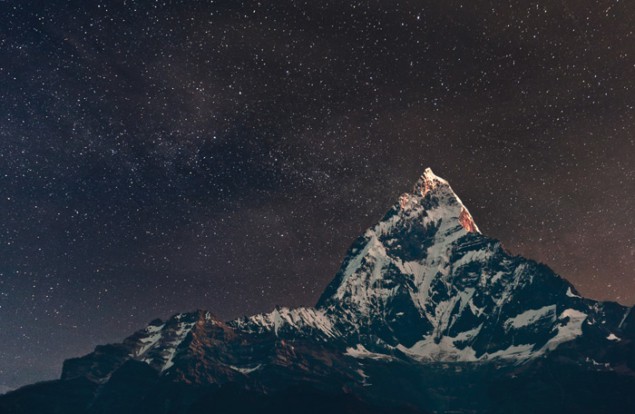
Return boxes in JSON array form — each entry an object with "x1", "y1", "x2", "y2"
[{"x1": 0, "y1": 0, "x2": 633, "y2": 391}]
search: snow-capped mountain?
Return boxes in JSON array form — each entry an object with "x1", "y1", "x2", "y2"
[
  {"x1": 316, "y1": 168, "x2": 630, "y2": 363},
  {"x1": 2, "y1": 168, "x2": 634, "y2": 414}
]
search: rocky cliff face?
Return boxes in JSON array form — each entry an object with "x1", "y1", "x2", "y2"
[
  {"x1": 315, "y1": 169, "x2": 632, "y2": 365},
  {"x1": 2, "y1": 168, "x2": 634, "y2": 414}
]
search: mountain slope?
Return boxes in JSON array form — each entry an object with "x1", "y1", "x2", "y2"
[
  {"x1": 2, "y1": 168, "x2": 634, "y2": 414},
  {"x1": 316, "y1": 169, "x2": 632, "y2": 364}
]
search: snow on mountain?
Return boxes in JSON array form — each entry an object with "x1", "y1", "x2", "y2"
[
  {"x1": 230, "y1": 306, "x2": 338, "y2": 339},
  {"x1": 313, "y1": 168, "x2": 630, "y2": 364},
  {"x1": 5, "y1": 168, "x2": 635, "y2": 414},
  {"x1": 0, "y1": 386, "x2": 13, "y2": 395},
  {"x1": 59, "y1": 168, "x2": 633, "y2": 387}
]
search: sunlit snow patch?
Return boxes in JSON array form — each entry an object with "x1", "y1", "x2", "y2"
[
  {"x1": 228, "y1": 364, "x2": 262, "y2": 374},
  {"x1": 345, "y1": 344, "x2": 395, "y2": 361}
]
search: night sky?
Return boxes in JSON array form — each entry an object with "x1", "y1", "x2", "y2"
[{"x1": 1, "y1": 0, "x2": 633, "y2": 391}]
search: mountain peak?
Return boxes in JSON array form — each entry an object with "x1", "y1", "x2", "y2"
[
  {"x1": 403, "y1": 168, "x2": 480, "y2": 234},
  {"x1": 413, "y1": 167, "x2": 449, "y2": 197}
]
